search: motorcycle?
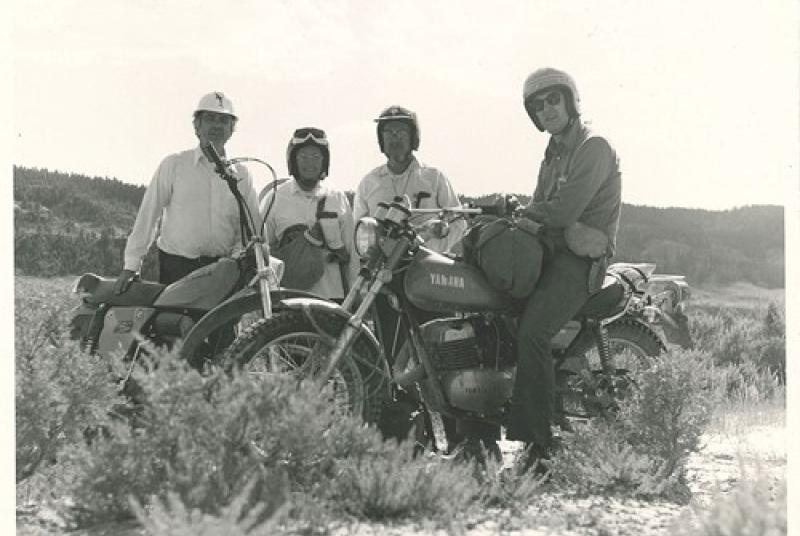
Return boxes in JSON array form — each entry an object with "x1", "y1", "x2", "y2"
[
  {"x1": 221, "y1": 197, "x2": 693, "y2": 450},
  {"x1": 68, "y1": 147, "x2": 312, "y2": 371}
]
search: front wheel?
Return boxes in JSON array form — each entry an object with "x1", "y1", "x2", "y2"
[
  {"x1": 222, "y1": 309, "x2": 387, "y2": 424},
  {"x1": 558, "y1": 319, "x2": 664, "y2": 419}
]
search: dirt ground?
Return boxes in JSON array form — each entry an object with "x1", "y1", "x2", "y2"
[{"x1": 17, "y1": 421, "x2": 786, "y2": 536}]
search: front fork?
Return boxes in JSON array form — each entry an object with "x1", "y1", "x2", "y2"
[
  {"x1": 250, "y1": 237, "x2": 275, "y2": 320},
  {"x1": 319, "y1": 239, "x2": 410, "y2": 379}
]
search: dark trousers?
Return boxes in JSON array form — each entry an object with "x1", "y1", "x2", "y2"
[
  {"x1": 158, "y1": 249, "x2": 221, "y2": 285},
  {"x1": 506, "y1": 248, "x2": 592, "y2": 447},
  {"x1": 158, "y1": 249, "x2": 234, "y2": 358}
]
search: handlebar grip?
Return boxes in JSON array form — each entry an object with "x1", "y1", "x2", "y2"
[
  {"x1": 203, "y1": 142, "x2": 233, "y2": 179},
  {"x1": 476, "y1": 204, "x2": 501, "y2": 217}
]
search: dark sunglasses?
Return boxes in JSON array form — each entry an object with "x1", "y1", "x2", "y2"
[{"x1": 529, "y1": 91, "x2": 562, "y2": 113}]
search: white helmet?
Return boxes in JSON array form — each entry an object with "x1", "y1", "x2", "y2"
[
  {"x1": 194, "y1": 91, "x2": 237, "y2": 119},
  {"x1": 522, "y1": 68, "x2": 580, "y2": 132}
]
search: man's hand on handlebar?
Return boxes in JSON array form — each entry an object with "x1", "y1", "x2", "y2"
[
  {"x1": 113, "y1": 269, "x2": 139, "y2": 295},
  {"x1": 418, "y1": 218, "x2": 450, "y2": 240}
]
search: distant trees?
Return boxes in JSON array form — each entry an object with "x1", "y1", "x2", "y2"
[
  {"x1": 13, "y1": 166, "x2": 149, "y2": 278},
  {"x1": 12, "y1": 170, "x2": 785, "y2": 288},
  {"x1": 614, "y1": 204, "x2": 784, "y2": 287}
]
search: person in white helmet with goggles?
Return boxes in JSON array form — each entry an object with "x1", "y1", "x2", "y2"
[
  {"x1": 114, "y1": 91, "x2": 261, "y2": 293},
  {"x1": 260, "y1": 127, "x2": 359, "y2": 300},
  {"x1": 354, "y1": 105, "x2": 467, "y2": 448},
  {"x1": 508, "y1": 68, "x2": 622, "y2": 474}
]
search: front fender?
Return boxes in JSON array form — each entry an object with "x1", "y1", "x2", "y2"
[
  {"x1": 276, "y1": 297, "x2": 389, "y2": 378},
  {"x1": 180, "y1": 286, "x2": 323, "y2": 365}
]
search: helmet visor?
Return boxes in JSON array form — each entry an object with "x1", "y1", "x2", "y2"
[{"x1": 292, "y1": 127, "x2": 328, "y2": 146}]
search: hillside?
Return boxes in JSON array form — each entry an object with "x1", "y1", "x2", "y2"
[{"x1": 13, "y1": 167, "x2": 785, "y2": 288}]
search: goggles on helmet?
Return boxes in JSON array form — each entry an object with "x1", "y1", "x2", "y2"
[
  {"x1": 291, "y1": 127, "x2": 328, "y2": 146},
  {"x1": 528, "y1": 90, "x2": 562, "y2": 113}
]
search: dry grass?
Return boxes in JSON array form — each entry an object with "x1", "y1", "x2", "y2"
[{"x1": 690, "y1": 282, "x2": 784, "y2": 314}]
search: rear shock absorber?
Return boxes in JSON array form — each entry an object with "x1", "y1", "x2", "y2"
[{"x1": 593, "y1": 322, "x2": 613, "y2": 374}]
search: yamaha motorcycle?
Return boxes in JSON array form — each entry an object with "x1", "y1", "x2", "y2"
[{"x1": 221, "y1": 198, "x2": 692, "y2": 450}]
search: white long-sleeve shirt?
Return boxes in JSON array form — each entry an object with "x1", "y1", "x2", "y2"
[
  {"x1": 123, "y1": 146, "x2": 261, "y2": 271},
  {"x1": 353, "y1": 157, "x2": 466, "y2": 253},
  {"x1": 260, "y1": 180, "x2": 359, "y2": 299}
]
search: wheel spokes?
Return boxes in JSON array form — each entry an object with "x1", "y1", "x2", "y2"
[{"x1": 242, "y1": 332, "x2": 362, "y2": 415}]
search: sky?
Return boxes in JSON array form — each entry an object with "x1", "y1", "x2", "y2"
[{"x1": 9, "y1": 0, "x2": 800, "y2": 211}]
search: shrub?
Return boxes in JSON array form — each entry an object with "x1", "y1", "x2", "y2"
[
  {"x1": 330, "y1": 443, "x2": 479, "y2": 520},
  {"x1": 130, "y1": 479, "x2": 289, "y2": 536},
  {"x1": 57, "y1": 350, "x2": 306, "y2": 526},
  {"x1": 549, "y1": 420, "x2": 688, "y2": 501},
  {"x1": 476, "y1": 457, "x2": 545, "y2": 510},
  {"x1": 550, "y1": 348, "x2": 715, "y2": 502},
  {"x1": 619, "y1": 349, "x2": 715, "y2": 476},
  {"x1": 672, "y1": 474, "x2": 786, "y2": 535},
  {"x1": 59, "y1": 349, "x2": 452, "y2": 527},
  {"x1": 15, "y1": 320, "x2": 121, "y2": 483},
  {"x1": 689, "y1": 305, "x2": 785, "y2": 385},
  {"x1": 709, "y1": 361, "x2": 784, "y2": 403}
]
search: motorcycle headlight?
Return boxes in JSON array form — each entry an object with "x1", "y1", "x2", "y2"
[{"x1": 354, "y1": 217, "x2": 384, "y2": 257}]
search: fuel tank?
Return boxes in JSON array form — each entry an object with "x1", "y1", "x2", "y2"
[
  {"x1": 154, "y1": 258, "x2": 240, "y2": 311},
  {"x1": 404, "y1": 248, "x2": 512, "y2": 312}
]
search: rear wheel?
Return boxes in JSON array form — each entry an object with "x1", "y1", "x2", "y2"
[
  {"x1": 558, "y1": 319, "x2": 664, "y2": 419},
  {"x1": 222, "y1": 309, "x2": 387, "y2": 424}
]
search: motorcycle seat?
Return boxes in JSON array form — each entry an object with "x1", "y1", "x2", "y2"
[{"x1": 80, "y1": 274, "x2": 166, "y2": 306}]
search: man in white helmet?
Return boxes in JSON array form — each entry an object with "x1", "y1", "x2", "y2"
[
  {"x1": 509, "y1": 68, "x2": 622, "y2": 472},
  {"x1": 113, "y1": 91, "x2": 261, "y2": 292},
  {"x1": 354, "y1": 105, "x2": 468, "y2": 447}
]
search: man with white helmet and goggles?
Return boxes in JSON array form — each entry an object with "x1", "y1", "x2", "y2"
[
  {"x1": 114, "y1": 91, "x2": 261, "y2": 292},
  {"x1": 260, "y1": 127, "x2": 359, "y2": 300},
  {"x1": 509, "y1": 68, "x2": 622, "y2": 474}
]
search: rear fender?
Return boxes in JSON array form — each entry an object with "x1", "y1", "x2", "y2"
[
  {"x1": 644, "y1": 276, "x2": 693, "y2": 349},
  {"x1": 559, "y1": 317, "x2": 666, "y2": 372},
  {"x1": 68, "y1": 302, "x2": 104, "y2": 343},
  {"x1": 277, "y1": 297, "x2": 389, "y2": 378}
]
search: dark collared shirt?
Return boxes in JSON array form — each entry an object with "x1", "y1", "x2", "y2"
[{"x1": 527, "y1": 121, "x2": 621, "y2": 256}]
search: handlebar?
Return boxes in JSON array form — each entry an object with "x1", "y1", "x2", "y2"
[{"x1": 408, "y1": 207, "x2": 484, "y2": 215}]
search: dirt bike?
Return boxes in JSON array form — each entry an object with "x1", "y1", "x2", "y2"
[
  {"x1": 219, "y1": 198, "x2": 693, "y2": 451},
  {"x1": 68, "y1": 146, "x2": 313, "y2": 371}
]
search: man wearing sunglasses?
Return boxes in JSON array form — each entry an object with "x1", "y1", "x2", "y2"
[
  {"x1": 509, "y1": 68, "x2": 622, "y2": 473},
  {"x1": 114, "y1": 91, "x2": 261, "y2": 293},
  {"x1": 260, "y1": 127, "x2": 359, "y2": 300}
]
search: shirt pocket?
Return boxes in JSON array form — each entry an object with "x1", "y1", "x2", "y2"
[{"x1": 411, "y1": 190, "x2": 434, "y2": 208}]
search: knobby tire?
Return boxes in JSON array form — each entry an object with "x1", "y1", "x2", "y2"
[{"x1": 222, "y1": 309, "x2": 386, "y2": 425}]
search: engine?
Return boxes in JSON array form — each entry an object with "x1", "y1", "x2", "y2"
[{"x1": 421, "y1": 316, "x2": 516, "y2": 415}]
